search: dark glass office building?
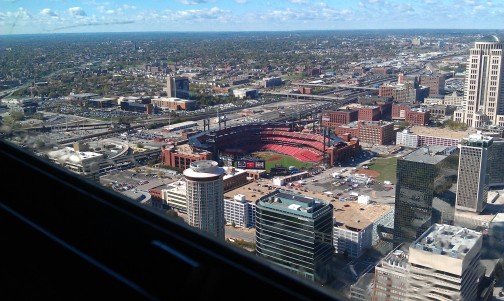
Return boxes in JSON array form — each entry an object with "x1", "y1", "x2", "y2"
[
  {"x1": 488, "y1": 139, "x2": 504, "y2": 187},
  {"x1": 255, "y1": 190, "x2": 334, "y2": 282},
  {"x1": 394, "y1": 145, "x2": 458, "y2": 242}
]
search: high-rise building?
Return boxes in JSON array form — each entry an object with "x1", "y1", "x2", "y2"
[
  {"x1": 456, "y1": 132, "x2": 493, "y2": 213},
  {"x1": 464, "y1": 36, "x2": 504, "y2": 128},
  {"x1": 373, "y1": 245, "x2": 409, "y2": 301},
  {"x1": 420, "y1": 75, "x2": 446, "y2": 96},
  {"x1": 394, "y1": 145, "x2": 458, "y2": 242},
  {"x1": 255, "y1": 190, "x2": 334, "y2": 282},
  {"x1": 408, "y1": 224, "x2": 484, "y2": 301},
  {"x1": 166, "y1": 75, "x2": 190, "y2": 99},
  {"x1": 488, "y1": 138, "x2": 504, "y2": 187},
  {"x1": 183, "y1": 160, "x2": 225, "y2": 240},
  {"x1": 224, "y1": 194, "x2": 256, "y2": 228}
]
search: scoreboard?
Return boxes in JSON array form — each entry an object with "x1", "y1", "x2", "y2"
[{"x1": 236, "y1": 159, "x2": 265, "y2": 169}]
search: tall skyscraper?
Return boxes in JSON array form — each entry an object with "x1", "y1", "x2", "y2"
[
  {"x1": 408, "y1": 224, "x2": 484, "y2": 301},
  {"x1": 166, "y1": 75, "x2": 190, "y2": 99},
  {"x1": 166, "y1": 75, "x2": 176, "y2": 98},
  {"x1": 183, "y1": 160, "x2": 225, "y2": 240},
  {"x1": 464, "y1": 36, "x2": 504, "y2": 128},
  {"x1": 488, "y1": 138, "x2": 504, "y2": 187},
  {"x1": 255, "y1": 190, "x2": 334, "y2": 282},
  {"x1": 456, "y1": 132, "x2": 493, "y2": 213},
  {"x1": 394, "y1": 146, "x2": 458, "y2": 242}
]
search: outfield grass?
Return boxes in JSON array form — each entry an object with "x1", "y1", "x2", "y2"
[
  {"x1": 253, "y1": 152, "x2": 314, "y2": 172},
  {"x1": 368, "y1": 156, "x2": 398, "y2": 183}
]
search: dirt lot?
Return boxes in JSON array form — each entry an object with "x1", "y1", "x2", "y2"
[{"x1": 351, "y1": 168, "x2": 380, "y2": 178}]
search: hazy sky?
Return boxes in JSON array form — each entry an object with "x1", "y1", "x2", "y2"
[{"x1": 1, "y1": 0, "x2": 503, "y2": 35}]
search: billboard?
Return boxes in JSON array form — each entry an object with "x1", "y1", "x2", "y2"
[{"x1": 236, "y1": 159, "x2": 265, "y2": 169}]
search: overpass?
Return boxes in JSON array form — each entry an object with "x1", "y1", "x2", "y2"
[
  {"x1": 267, "y1": 92, "x2": 347, "y2": 101},
  {"x1": 293, "y1": 83, "x2": 379, "y2": 91},
  {"x1": 26, "y1": 122, "x2": 114, "y2": 132}
]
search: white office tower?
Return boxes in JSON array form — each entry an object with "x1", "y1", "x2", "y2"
[
  {"x1": 456, "y1": 132, "x2": 493, "y2": 213},
  {"x1": 464, "y1": 36, "x2": 504, "y2": 128},
  {"x1": 408, "y1": 224, "x2": 484, "y2": 301},
  {"x1": 183, "y1": 160, "x2": 225, "y2": 240}
]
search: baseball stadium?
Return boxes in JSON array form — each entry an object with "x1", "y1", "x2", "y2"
[{"x1": 187, "y1": 122, "x2": 361, "y2": 170}]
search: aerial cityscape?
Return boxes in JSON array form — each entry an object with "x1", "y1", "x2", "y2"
[{"x1": 1, "y1": 1, "x2": 504, "y2": 300}]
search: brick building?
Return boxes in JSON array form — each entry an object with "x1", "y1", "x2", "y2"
[
  {"x1": 327, "y1": 137, "x2": 361, "y2": 166},
  {"x1": 334, "y1": 124, "x2": 360, "y2": 140},
  {"x1": 420, "y1": 75, "x2": 446, "y2": 96},
  {"x1": 370, "y1": 67, "x2": 393, "y2": 75},
  {"x1": 298, "y1": 87, "x2": 313, "y2": 95},
  {"x1": 358, "y1": 105, "x2": 381, "y2": 121},
  {"x1": 392, "y1": 103, "x2": 419, "y2": 120},
  {"x1": 151, "y1": 97, "x2": 197, "y2": 111},
  {"x1": 377, "y1": 101, "x2": 393, "y2": 121},
  {"x1": 405, "y1": 109, "x2": 430, "y2": 126},
  {"x1": 358, "y1": 96, "x2": 393, "y2": 121},
  {"x1": 161, "y1": 144, "x2": 212, "y2": 170},
  {"x1": 393, "y1": 84, "x2": 417, "y2": 103},
  {"x1": 358, "y1": 121, "x2": 395, "y2": 145},
  {"x1": 379, "y1": 85, "x2": 395, "y2": 97},
  {"x1": 223, "y1": 167, "x2": 250, "y2": 192},
  {"x1": 321, "y1": 109, "x2": 358, "y2": 127},
  {"x1": 334, "y1": 121, "x2": 395, "y2": 145}
]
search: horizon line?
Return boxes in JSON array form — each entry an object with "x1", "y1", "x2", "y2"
[{"x1": 2, "y1": 28, "x2": 504, "y2": 37}]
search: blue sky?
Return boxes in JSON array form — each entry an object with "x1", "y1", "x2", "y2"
[{"x1": 1, "y1": 0, "x2": 503, "y2": 35}]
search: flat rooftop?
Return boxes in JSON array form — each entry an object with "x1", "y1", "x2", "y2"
[
  {"x1": 257, "y1": 189, "x2": 330, "y2": 218},
  {"x1": 224, "y1": 181, "x2": 271, "y2": 203},
  {"x1": 408, "y1": 126, "x2": 476, "y2": 139},
  {"x1": 324, "y1": 109, "x2": 356, "y2": 113},
  {"x1": 378, "y1": 243, "x2": 410, "y2": 270},
  {"x1": 412, "y1": 224, "x2": 481, "y2": 259},
  {"x1": 343, "y1": 120, "x2": 393, "y2": 128},
  {"x1": 70, "y1": 93, "x2": 98, "y2": 98},
  {"x1": 121, "y1": 190, "x2": 151, "y2": 204},
  {"x1": 172, "y1": 144, "x2": 206, "y2": 155},
  {"x1": 164, "y1": 180, "x2": 187, "y2": 194},
  {"x1": 333, "y1": 201, "x2": 393, "y2": 231},
  {"x1": 223, "y1": 167, "x2": 248, "y2": 181},
  {"x1": 137, "y1": 180, "x2": 166, "y2": 191},
  {"x1": 461, "y1": 132, "x2": 493, "y2": 146},
  {"x1": 47, "y1": 147, "x2": 103, "y2": 163},
  {"x1": 402, "y1": 145, "x2": 453, "y2": 164},
  {"x1": 339, "y1": 103, "x2": 361, "y2": 110}
]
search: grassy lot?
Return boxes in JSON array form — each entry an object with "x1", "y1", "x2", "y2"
[
  {"x1": 368, "y1": 156, "x2": 398, "y2": 183},
  {"x1": 253, "y1": 152, "x2": 314, "y2": 172}
]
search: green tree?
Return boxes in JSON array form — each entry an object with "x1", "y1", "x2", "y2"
[
  {"x1": 1, "y1": 116, "x2": 22, "y2": 131},
  {"x1": 32, "y1": 113, "x2": 45, "y2": 120},
  {"x1": 397, "y1": 121, "x2": 409, "y2": 131},
  {"x1": 10, "y1": 111, "x2": 25, "y2": 121},
  {"x1": 442, "y1": 120, "x2": 467, "y2": 131}
]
